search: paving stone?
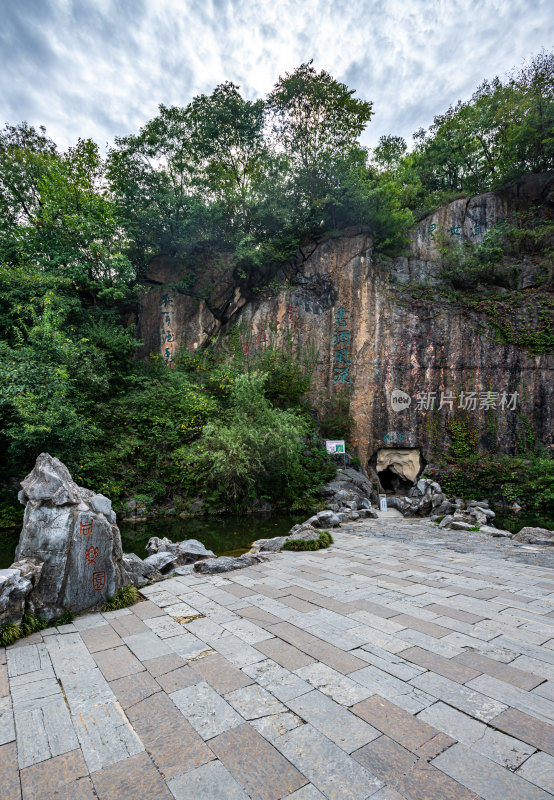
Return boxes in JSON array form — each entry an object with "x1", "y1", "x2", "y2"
[
  {"x1": 254, "y1": 637, "x2": 315, "y2": 670},
  {"x1": 453, "y1": 651, "x2": 545, "y2": 690},
  {"x1": 126, "y1": 691, "x2": 213, "y2": 779},
  {"x1": 143, "y1": 615, "x2": 186, "y2": 639},
  {"x1": 168, "y1": 759, "x2": 250, "y2": 799},
  {"x1": 0, "y1": 741, "x2": 21, "y2": 800},
  {"x1": 351, "y1": 735, "x2": 417, "y2": 782},
  {"x1": 91, "y1": 750, "x2": 173, "y2": 800},
  {"x1": 236, "y1": 605, "x2": 283, "y2": 627},
  {"x1": 210, "y1": 721, "x2": 308, "y2": 799},
  {"x1": 155, "y1": 664, "x2": 201, "y2": 693},
  {"x1": 250, "y1": 710, "x2": 304, "y2": 743},
  {"x1": 171, "y1": 680, "x2": 244, "y2": 739},
  {"x1": 424, "y1": 603, "x2": 485, "y2": 624},
  {"x1": 418, "y1": 700, "x2": 535, "y2": 769},
  {"x1": 388, "y1": 614, "x2": 451, "y2": 638},
  {"x1": 143, "y1": 652, "x2": 186, "y2": 677},
  {"x1": 510, "y1": 654, "x2": 554, "y2": 682},
  {"x1": 14, "y1": 694, "x2": 79, "y2": 768},
  {"x1": 109, "y1": 670, "x2": 161, "y2": 710},
  {"x1": 20, "y1": 748, "x2": 88, "y2": 800},
  {"x1": 80, "y1": 624, "x2": 122, "y2": 653},
  {"x1": 226, "y1": 684, "x2": 287, "y2": 719},
  {"x1": 212, "y1": 632, "x2": 267, "y2": 667},
  {"x1": 165, "y1": 631, "x2": 212, "y2": 661},
  {"x1": 189, "y1": 652, "x2": 253, "y2": 694},
  {"x1": 295, "y1": 662, "x2": 371, "y2": 706},
  {"x1": 109, "y1": 614, "x2": 149, "y2": 637},
  {"x1": 224, "y1": 584, "x2": 257, "y2": 598},
  {"x1": 0, "y1": 663, "x2": 8, "y2": 697},
  {"x1": 410, "y1": 671, "x2": 507, "y2": 722},
  {"x1": 490, "y1": 707, "x2": 554, "y2": 756},
  {"x1": 516, "y1": 751, "x2": 554, "y2": 794},
  {"x1": 122, "y1": 631, "x2": 174, "y2": 661},
  {"x1": 0, "y1": 695, "x2": 14, "y2": 745},
  {"x1": 350, "y1": 644, "x2": 426, "y2": 681},
  {"x1": 283, "y1": 786, "x2": 327, "y2": 800},
  {"x1": 131, "y1": 599, "x2": 167, "y2": 619},
  {"x1": 400, "y1": 645, "x2": 480, "y2": 683},
  {"x1": 286, "y1": 689, "x2": 380, "y2": 753},
  {"x1": 73, "y1": 700, "x2": 143, "y2": 772},
  {"x1": 349, "y1": 665, "x2": 435, "y2": 714},
  {"x1": 350, "y1": 695, "x2": 444, "y2": 753},
  {"x1": 432, "y1": 741, "x2": 551, "y2": 800},
  {"x1": 223, "y1": 618, "x2": 275, "y2": 644},
  {"x1": 268, "y1": 622, "x2": 366, "y2": 674},
  {"x1": 7, "y1": 642, "x2": 50, "y2": 678},
  {"x1": 277, "y1": 723, "x2": 382, "y2": 800},
  {"x1": 533, "y1": 679, "x2": 554, "y2": 701},
  {"x1": 92, "y1": 645, "x2": 144, "y2": 682},
  {"x1": 242, "y1": 657, "x2": 311, "y2": 701},
  {"x1": 467, "y1": 673, "x2": 554, "y2": 724},
  {"x1": 61, "y1": 667, "x2": 115, "y2": 713}
]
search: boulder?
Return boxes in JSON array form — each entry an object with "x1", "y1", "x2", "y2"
[
  {"x1": 435, "y1": 501, "x2": 453, "y2": 516},
  {"x1": 439, "y1": 515, "x2": 453, "y2": 528},
  {"x1": 194, "y1": 554, "x2": 265, "y2": 574},
  {"x1": 480, "y1": 526, "x2": 511, "y2": 538},
  {"x1": 316, "y1": 510, "x2": 341, "y2": 527},
  {"x1": 16, "y1": 453, "x2": 129, "y2": 620},
  {"x1": 252, "y1": 537, "x2": 287, "y2": 552},
  {"x1": 146, "y1": 537, "x2": 214, "y2": 564},
  {"x1": 122, "y1": 553, "x2": 162, "y2": 586},
  {"x1": 0, "y1": 568, "x2": 33, "y2": 624},
  {"x1": 144, "y1": 552, "x2": 179, "y2": 573},
  {"x1": 450, "y1": 521, "x2": 474, "y2": 530},
  {"x1": 513, "y1": 526, "x2": 554, "y2": 544}
]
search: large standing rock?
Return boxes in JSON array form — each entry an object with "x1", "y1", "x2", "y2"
[{"x1": 16, "y1": 453, "x2": 129, "y2": 620}]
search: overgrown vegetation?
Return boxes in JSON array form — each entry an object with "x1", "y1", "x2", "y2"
[
  {"x1": 282, "y1": 530, "x2": 334, "y2": 551},
  {"x1": 0, "y1": 613, "x2": 48, "y2": 646}
]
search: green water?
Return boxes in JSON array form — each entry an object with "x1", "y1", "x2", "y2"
[
  {"x1": 494, "y1": 511, "x2": 554, "y2": 535},
  {"x1": 0, "y1": 512, "x2": 306, "y2": 569}
]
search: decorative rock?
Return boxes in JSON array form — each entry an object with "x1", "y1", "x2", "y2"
[
  {"x1": 0, "y1": 568, "x2": 32, "y2": 624},
  {"x1": 143, "y1": 552, "x2": 179, "y2": 572},
  {"x1": 316, "y1": 510, "x2": 341, "y2": 527},
  {"x1": 146, "y1": 537, "x2": 214, "y2": 564},
  {"x1": 450, "y1": 521, "x2": 473, "y2": 530},
  {"x1": 121, "y1": 553, "x2": 162, "y2": 586},
  {"x1": 513, "y1": 526, "x2": 554, "y2": 544},
  {"x1": 194, "y1": 554, "x2": 265, "y2": 574},
  {"x1": 439, "y1": 515, "x2": 453, "y2": 528},
  {"x1": 16, "y1": 453, "x2": 129, "y2": 620},
  {"x1": 253, "y1": 537, "x2": 287, "y2": 552}
]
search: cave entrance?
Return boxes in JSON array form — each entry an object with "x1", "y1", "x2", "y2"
[{"x1": 375, "y1": 448, "x2": 423, "y2": 496}]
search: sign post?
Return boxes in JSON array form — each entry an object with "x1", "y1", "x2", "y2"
[
  {"x1": 325, "y1": 440, "x2": 346, "y2": 468},
  {"x1": 379, "y1": 494, "x2": 388, "y2": 512}
]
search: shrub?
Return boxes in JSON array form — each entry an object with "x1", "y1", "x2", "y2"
[
  {"x1": 0, "y1": 622, "x2": 22, "y2": 646},
  {"x1": 283, "y1": 530, "x2": 334, "y2": 551},
  {"x1": 102, "y1": 584, "x2": 139, "y2": 611}
]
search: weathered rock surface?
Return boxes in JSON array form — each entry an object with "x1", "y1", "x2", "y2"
[
  {"x1": 513, "y1": 526, "x2": 554, "y2": 544},
  {"x1": 122, "y1": 553, "x2": 163, "y2": 586},
  {"x1": 143, "y1": 552, "x2": 179, "y2": 572},
  {"x1": 194, "y1": 553, "x2": 265, "y2": 574},
  {"x1": 137, "y1": 174, "x2": 553, "y2": 467},
  {"x1": 0, "y1": 568, "x2": 33, "y2": 624},
  {"x1": 146, "y1": 536, "x2": 214, "y2": 564},
  {"x1": 15, "y1": 453, "x2": 129, "y2": 620}
]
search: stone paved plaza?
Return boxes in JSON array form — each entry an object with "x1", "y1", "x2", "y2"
[{"x1": 2, "y1": 518, "x2": 554, "y2": 799}]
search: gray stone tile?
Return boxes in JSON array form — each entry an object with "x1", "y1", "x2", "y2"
[
  {"x1": 61, "y1": 667, "x2": 115, "y2": 713},
  {"x1": 122, "y1": 632, "x2": 173, "y2": 661},
  {"x1": 432, "y1": 742, "x2": 552, "y2": 800},
  {"x1": 350, "y1": 665, "x2": 436, "y2": 714},
  {"x1": 466, "y1": 673, "x2": 554, "y2": 724},
  {"x1": 250, "y1": 711, "x2": 304, "y2": 743},
  {"x1": 7, "y1": 643, "x2": 50, "y2": 678},
  {"x1": 168, "y1": 759, "x2": 250, "y2": 799},
  {"x1": 286, "y1": 689, "x2": 380, "y2": 753},
  {"x1": 411, "y1": 671, "x2": 508, "y2": 721},
  {"x1": 295, "y1": 662, "x2": 371, "y2": 706},
  {"x1": 277, "y1": 723, "x2": 383, "y2": 800},
  {"x1": 212, "y1": 632, "x2": 267, "y2": 667},
  {"x1": 242, "y1": 658, "x2": 311, "y2": 702},
  {"x1": 0, "y1": 696, "x2": 14, "y2": 745},
  {"x1": 517, "y1": 752, "x2": 554, "y2": 794},
  {"x1": 418, "y1": 700, "x2": 535, "y2": 769},
  {"x1": 222, "y1": 618, "x2": 274, "y2": 644},
  {"x1": 171, "y1": 680, "x2": 243, "y2": 739},
  {"x1": 15, "y1": 695, "x2": 79, "y2": 769},
  {"x1": 226, "y1": 684, "x2": 286, "y2": 719},
  {"x1": 283, "y1": 786, "x2": 327, "y2": 800},
  {"x1": 73, "y1": 700, "x2": 143, "y2": 772}
]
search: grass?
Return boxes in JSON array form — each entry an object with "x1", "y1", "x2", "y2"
[
  {"x1": 101, "y1": 584, "x2": 139, "y2": 612},
  {"x1": 0, "y1": 613, "x2": 48, "y2": 646},
  {"x1": 282, "y1": 530, "x2": 334, "y2": 551}
]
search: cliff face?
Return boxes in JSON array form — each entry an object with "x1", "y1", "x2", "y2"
[{"x1": 137, "y1": 174, "x2": 553, "y2": 475}]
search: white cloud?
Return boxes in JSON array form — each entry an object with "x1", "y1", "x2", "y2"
[{"x1": 1, "y1": 0, "x2": 552, "y2": 151}]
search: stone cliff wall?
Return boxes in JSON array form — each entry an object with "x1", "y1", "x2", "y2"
[{"x1": 137, "y1": 174, "x2": 554, "y2": 471}]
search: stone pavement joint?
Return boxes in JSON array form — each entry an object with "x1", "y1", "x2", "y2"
[{"x1": 2, "y1": 519, "x2": 554, "y2": 798}]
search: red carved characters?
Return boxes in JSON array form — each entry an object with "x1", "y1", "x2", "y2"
[
  {"x1": 85, "y1": 545, "x2": 98, "y2": 565},
  {"x1": 80, "y1": 519, "x2": 94, "y2": 536},
  {"x1": 92, "y1": 571, "x2": 106, "y2": 591}
]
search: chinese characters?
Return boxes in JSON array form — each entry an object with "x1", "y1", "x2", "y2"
[
  {"x1": 414, "y1": 390, "x2": 518, "y2": 411},
  {"x1": 332, "y1": 306, "x2": 354, "y2": 384}
]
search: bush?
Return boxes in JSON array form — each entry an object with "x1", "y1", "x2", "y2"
[
  {"x1": 283, "y1": 530, "x2": 334, "y2": 551},
  {"x1": 102, "y1": 585, "x2": 139, "y2": 612}
]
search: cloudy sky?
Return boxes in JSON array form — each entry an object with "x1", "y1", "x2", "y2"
[{"x1": 1, "y1": 0, "x2": 552, "y2": 152}]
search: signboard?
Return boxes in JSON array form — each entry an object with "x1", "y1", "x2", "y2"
[
  {"x1": 379, "y1": 495, "x2": 388, "y2": 512},
  {"x1": 325, "y1": 440, "x2": 345, "y2": 454}
]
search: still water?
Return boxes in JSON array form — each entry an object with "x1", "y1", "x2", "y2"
[{"x1": 0, "y1": 512, "x2": 306, "y2": 569}]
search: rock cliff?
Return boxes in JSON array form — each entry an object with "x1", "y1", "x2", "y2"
[{"x1": 137, "y1": 173, "x2": 553, "y2": 478}]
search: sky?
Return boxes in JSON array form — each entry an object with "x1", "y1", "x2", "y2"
[{"x1": 1, "y1": 0, "x2": 553, "y2": 152}]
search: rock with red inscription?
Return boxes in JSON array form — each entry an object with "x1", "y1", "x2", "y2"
[{"x1": 15, "y1": 453, "x2": 129, "y2": 620}]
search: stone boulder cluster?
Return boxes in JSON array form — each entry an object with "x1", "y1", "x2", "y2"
[
  {"x1": 387, "y1": 478, "x2": 451, "y2": 517},
  {"x1": 433, "y1": 498, "x2": 510, "y2": 535}
]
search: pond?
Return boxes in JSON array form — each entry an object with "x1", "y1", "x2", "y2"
[
  {"x1": 0, "y1": 512, "x2": 307, "y2": 569},
  {"x1": 493, "y1": 511, "x2": 554, "y2": 535}
]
